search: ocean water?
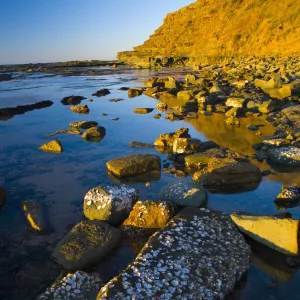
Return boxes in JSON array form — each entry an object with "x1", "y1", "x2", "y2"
[{"x1": 0, "y1": 70, "x2": 300, "y2": 299}]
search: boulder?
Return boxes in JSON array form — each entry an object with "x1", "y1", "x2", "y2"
[
  {"x1": 281, "y1": 105, "x2": 300, "y2": 126},
  {"x1": 258, "y1": 100, "x2": 276, "y2": 114},
  {"x1": 144, "y1": 77, "x2": 166, "y2": 88},
  {"x1": 60, "y1": 95, "x2": 85, "y2": 105},
  {"x1": 193, "y1": 161, "x2": 262, "y2": 191},
  {"x1": 154, "y1": 128, "x2": 190, "y2": 147},
  {"x1": 128, "y1": 88, "x2": 143, "y2": 98},
  {"x1": 268, "y1": 146, "x2": 300, "y2": 167},
  {"x1": 209, "y1": 84, "x2": 223, "y2": 94},
  {"x1": 53, "y1": 220, "x2": 121, "y2": 270},
  {"x1": 173, "y1": 138, "x2": 202, "y2": 154},
  {"x1": 133, "y1": 108, "x2": 154, "y2": 114},
  {"x1": 266, "y1": 86, "x2": 292, "y2": 99},
  {"x1": 84, "y1": 184, "x2": 139, "y2": 225},
  {"x1": 129, "y1": 141, "x2": 154, "y2": 149},
  {"x1": 165, "y1": 76, "x2": 181, "y2": 89},
  {"x1": 153, "y1": 113, "x2": 161, "y2": 119},
  {"x1": 274, "y1": 185, "x2": 300, "y2": 209},
  {"x1": 177, "y1": 90, "x2": 194, "y2": 101},
  {"x1": 69, "y1": 105, "x2": 89, "y2": 114},
  {"x1": 37, "y1": 271, "x2": 104, "y2": 300},
  {"x1": 39, "y1": 140, "x2": 63, "y2": 153},
  {"x1": 22, "y1": 200, "x2": 45, "y2": 232},
  {"x1": 156, "y1": 101, "x2": 168, "y2": 111},
  {"x1": 225, "y1": 97, "x2": 246, "y2": 108},
  {"x1": 106, "y1": 154, "x2": 161, "y2": 177},
  {"x1": 254, "y1": 78, "x2": 281, "y2": 89},
  {"x1": 97, "y1": 208, "x2": 250, "y2": 299},
  {"x1": 69, "y1": 120, "x2": 98, "y2": 129},
  {"x1": 82, "y1": 126, "x2": 106, "y2": 142},
  {"x1": 0, "y1": 187, "x2": 6, "y2": 209},
  {"x1": 158, "y1": 179, "x2": 207, "y2": 208},
  {"x1": 121, "y1": 200, "x2": 174, "y2": 237},
  {"x1": 92, "y1": 88, "x2": 110, "y2": 97},
  {"x1": 231, "y1": 212, "x2": 299, "y2": 256},
  {"x1": 0, "y1": 73, "x2": 12, "y2": 81}
]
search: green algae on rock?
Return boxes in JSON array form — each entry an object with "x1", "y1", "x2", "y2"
[
  {"x1": 106, "y1": 154, "x2": 161, "y2": 178},
  {"x1": 37, "y1": 271, "x2": 104, "y2": 300},
  {"x1": 158, "y1": 179, "x2": 207, "y2": 208},
  {"x1": 82, "y1": 126, "x2": 106, "y2": 142},
  {"x1": 39, "y1": 140, "x2": 63, "y2": 153},
  {"x1": 83, "y1": 184, "x2": 139, "y2": 225},
  {"x1": 97, "y1": 208, "x2": 250, "y2": 299},
  {"x1": 53, "y1": 220, "x2": 121, "y2": 270}
]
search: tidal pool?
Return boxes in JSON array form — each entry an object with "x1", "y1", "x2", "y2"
[{"x1": 0, "y1": 70, "x2": 300, "y2": 299}]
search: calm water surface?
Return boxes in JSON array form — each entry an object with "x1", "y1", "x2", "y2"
[{"x1": 0, "y1": 70, "x2": 300, "y2": 299}]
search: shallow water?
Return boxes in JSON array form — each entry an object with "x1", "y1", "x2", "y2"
[{"x1": 0, "y1": 70, "x2": 300, "y2": 299}]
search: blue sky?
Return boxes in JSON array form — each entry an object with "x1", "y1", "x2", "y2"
[{"x1": 0, "y1": 0, "x2": 195, "y2": 64}]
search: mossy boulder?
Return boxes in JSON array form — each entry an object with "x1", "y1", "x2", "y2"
[
  {"x1": 84, "y1": 184, "x2": 139, "y2": 225},
  {"x1": 69, "y1": 120, "x2": 98, "y2": 129},
  {"x1": 0, "y1": 187, "x2": 6, "y2": 209},
  {"x1": 154, "y1": 128, "x2": 190, "y2": 147},
  {"x1": 92, "y1": 88, "x2": 110, "y2": 97},
  {"x1": 69, "y1": 105, "x2": 89, "y2": 114},
  {"x1": 60, "y1": 95, "x2": 85, "y2": 105},
  {"x1": 173, "y1": 138, "x2": 202, "y2": 154},
  {"x1": 128, "y1": 88, "x2": 143, "y2": 98},
  {"x1": 158, "y1": 179, "x2": 207, "y2": 208},
  {"x1": 121, "y1": 200, "x2": 174, "y2": 237},
  {"x1": 53, "y1": 220, "x2": 121, "y2": 270},
  {"x1": 106, "y1": 154, "x2": 161, "y2": 178},
  {"x1": 133, "y1": 108, "x2": 154, "y2": 114},
  {"x1": 82, "y1": 126, "x2": 106, "y2": 142},
  {"x1": 22, "y1": 200, "x2": 45, "y2": 232},
  {"x1": 39, "y1": 140, "x2": 63, "y2": 153}
]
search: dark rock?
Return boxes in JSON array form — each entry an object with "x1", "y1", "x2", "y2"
[
  {"x1": 60, "y1": 95, "x2": 85, "y2": 105},
  {"x1": 92, "y1": 89, "x2": 110, "y2": 97}
]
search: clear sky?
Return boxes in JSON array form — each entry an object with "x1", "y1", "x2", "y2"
[{"x1": 0, "y1": 0, "x2": 195, "y2": 64}]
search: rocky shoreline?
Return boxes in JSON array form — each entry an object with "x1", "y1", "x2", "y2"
[{"x1": 1, "y1": 54, "x2": 300, "y2": 299}]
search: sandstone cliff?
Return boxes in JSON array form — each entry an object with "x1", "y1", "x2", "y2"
[{"x1": 118, "y1": 0, "x2": 300, "y2": 67}]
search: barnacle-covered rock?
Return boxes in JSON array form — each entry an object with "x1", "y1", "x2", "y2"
[
  {"x1": 106, "y1": 154, "x2": 161, "y2": 178},
  {"x1": 37, "y1": 271, "x2": 104, "y2": 300},
  {"x1": 84, "y1": 184, "x2": 139, "y2": 225},
  {"x1": 121, "y1": 200, "x2": 174, "y2": 237},
  {"x1": 231, "y1": 212, "x2": 299, "y2": 256},
  {"x1": 53, "y1": 220, "x2": 121, "y2": 270},
  {"x1": 268, "y1": 146, "x2": 300, "y2": 166},
  {"x1": 158, "y1": 179, "x2": 206, "y2": 208},
  {"x1": 97, "y1": 207, "x2": 250, "y2": 299}
]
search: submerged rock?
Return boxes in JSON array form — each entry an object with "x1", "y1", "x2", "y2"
[
  {"x1": 53, "y1": 220, "x2": 121, "y2": 270},
  {"x1": 92, "y1": 88, "x2": 110, "y2": 97},
  {"x1": 154, "y1": 128, "x2": 190, "y2": 148},
  {"x1": 45, "y1": 128, "x2": 81, "y2": 137},
  {"x1": 128, "y1": 88, "x2": 143, "y2": 97},
  {"x1": 0, "y1": 73, "x2": 12, "y2": 81},
  {"x1": 60, "y1": 95, "x2": 85, "y2": 105},
  {"x1": 0, "y1": 187, "x2": 6, "y2": 209},
  {"x1": 129, "y1": 141, "x2": 154, "y2": 149},
  {"x1": 69, "y1": 120, "x2": 98, "y2": 129},
  {"x1": 37, "y1": 271, "x2": 104, "y2": 300},
  {"x1": 121, "y1": 200, "x2": 174, "y2": 237},
  {"x1": 22, "y1": 200, "x2": 45, "y2": 232},
  {"x1": 83, "y1": 184, "x2": 139, "y2": 225},
  {"x1": 97, "y1": 207, "x2": 250, "y2": 299},
  {"x1": 133, "y1": 108, "x2": 154, "y2": 114},
  {"x1": 82, "y1": 126, "x2": 106, "y2": 142},
  {"x1": 268, "y1": 146, "x2": 300, "y2": 166},
  {"x1": 39, "y1": 140, "x2": 63, "y2": 153},
  {"x1": 274, "y1": 185, "x2": 300, "y2": 209},
  {"x1": 231, "y1": 212, "x2": 299, "y2": 256},
  {"x1": 173, "y1": 138, "x2": 202, "y2": 154},
  {"x1": 69, "y1": 105, "x2": 89, "y2": 114},
  {"x1": 158, "y1": 179, "x2": 207, "y2": 208},
  {"x1": 106, "y1": 154, "x2": 161, "y2": 178}
]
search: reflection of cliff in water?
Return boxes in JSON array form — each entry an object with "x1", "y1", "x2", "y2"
[{"x1": 185, "y1": 113, "x2": 300, "y2": 185}]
